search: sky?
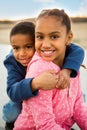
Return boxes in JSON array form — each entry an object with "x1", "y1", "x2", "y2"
[{"x1": 0, "y1": 0, "x2": 87, "y2": 20}]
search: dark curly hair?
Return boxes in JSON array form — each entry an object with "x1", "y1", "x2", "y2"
[
  {"x1": 36, "y1": 8, "x2": 71, "y2": 33},
  {"x1": 10, "y1": 21, "x2": 35, "y2": 42}
]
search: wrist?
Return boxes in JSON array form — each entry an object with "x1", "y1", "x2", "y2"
[
  {"x1": 63, "y1": 69, "x2": 72, "y2": 76},
  {"x1": 67, "y1": 69, "x2": 72, "y2": 76},
  {"x1": 31, "y1": 77, "x2": 40, "y2": 92}
]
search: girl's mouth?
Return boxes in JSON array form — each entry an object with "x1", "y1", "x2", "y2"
[{"x1": 40, "y1": 50, "x2": 55, "y2": 57}]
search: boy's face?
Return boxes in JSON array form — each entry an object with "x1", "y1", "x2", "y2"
[
  {"x1": 10, "y1": 34, "x2": 35, "y2": 66},
  {"x1": 35, "y1": 16, "x2": 73, "y2": 66}
]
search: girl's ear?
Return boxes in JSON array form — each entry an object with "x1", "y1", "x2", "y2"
[{"x1": 66, "y1": 31, "x2": 73, "y2": 46}]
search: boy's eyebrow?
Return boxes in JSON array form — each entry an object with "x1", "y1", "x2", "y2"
[
  {"x1": 11, "y1": 44, "x2": 19, "y2": 47},
  {"x1": 11, "y1": 44, "x2": 16, "y2": 46},
  {"x1": 11, "y1": 42, "x2": 34, "y2": 46},
  {"x1": 25, "y1": 42, "x2": 33, "y2": 45}
]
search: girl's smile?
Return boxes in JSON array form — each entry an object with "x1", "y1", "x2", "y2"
[
  {"x1": 40, "y1": 50, "x2": 56, "y2": 57},
  {"x1": 35, "y1": 16, "x2": 72, "y2": 66}
]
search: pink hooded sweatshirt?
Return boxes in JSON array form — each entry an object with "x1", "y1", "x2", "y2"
[{"x1": 14, "y1": 52, "x2": 87, "y2": 130}]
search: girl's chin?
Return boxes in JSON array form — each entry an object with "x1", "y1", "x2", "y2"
[{"x1": 41, "y1": 56, "x2": 53, "y2": 61}]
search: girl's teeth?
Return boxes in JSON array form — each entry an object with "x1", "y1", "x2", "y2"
[{"x1": 43, "y1": 51, "x2": 53, "y2": 54}]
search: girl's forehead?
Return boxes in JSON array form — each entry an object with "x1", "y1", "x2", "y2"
[
  {"x1": 36, "y1": 16, "x2": 60, "y2": 24},
  {"x1": 36, "y1": 17, "x2": 64, "y2": 30},
  {"x1": 35, "y1": 16, "x2": 68, "y2": 34},
  {"x1": 36, "y1": 16, "x2": 63, "y2": 27},
  {"x1": 37, "y1": 15, "x2": 61, "y2": 21}
]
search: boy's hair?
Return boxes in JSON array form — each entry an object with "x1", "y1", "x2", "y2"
[
  {"x1": 10, "y1": 21, "x2": 35, "y2": 42},
  {"x1": 37, "y1": 8, "x2": 71, "y2": 33}
]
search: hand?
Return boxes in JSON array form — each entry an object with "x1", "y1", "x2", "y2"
[
  {"x1": 56, "y1": 69, "x2": 71, "y2": 89},
  {"x1": 31, "y1": 70, "x2": 58, "y2": 92}
]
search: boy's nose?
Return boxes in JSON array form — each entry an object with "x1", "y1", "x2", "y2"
[{"x1": 20, "y1": 49, "x2": 26, "y2": 56}]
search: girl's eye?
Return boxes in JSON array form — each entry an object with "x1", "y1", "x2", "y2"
[
  {"x1": 36, "y1": 35, "x2": 43, "y2": 39},
  {"x1": 51, "y1": 35, "x2": 59, "y2": 39}
]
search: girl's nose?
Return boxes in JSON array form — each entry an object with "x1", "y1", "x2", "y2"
[{"x1": 42, "y1": 39, "x2": 51, "y2": 48}]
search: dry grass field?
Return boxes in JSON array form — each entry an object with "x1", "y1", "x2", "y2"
[
  {"x1": 0, "y1": 21, "x2": 87, "y2": 50},
  {"x1": 72, "y1": 22, "x2": 87, "y2": 49}
]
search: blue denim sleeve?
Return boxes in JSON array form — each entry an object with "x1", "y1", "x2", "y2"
[
  {"x1": 7, "y1": 78, "x2": 38, "y2": 102},
  {"x1": 4, "y1": 52, "x2": 38, "y2": 102},
  {"x1": 62, "y1": 43, "x2": 85, "y2": 77}
]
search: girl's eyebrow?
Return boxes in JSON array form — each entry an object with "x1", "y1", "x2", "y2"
[
  {"x1": 50, "y1": 31, "x2": 60, "y2": 35},
  {"x1": 35, "y1": 31, "x2": 60, "y2": 34},
  {"x1": 35, "y1": 32, "x2": 42, "y2": 34}
]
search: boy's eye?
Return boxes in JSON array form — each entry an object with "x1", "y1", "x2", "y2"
[
  {"x1": 13, "y1": 47, "x2": 19, "y2": 50},
  {"x1": 26, "y1": 43, "x2": 35, "y2": 49},
  {"x1": 26, "y1": 45, "x2": 33, "y2": 48}
]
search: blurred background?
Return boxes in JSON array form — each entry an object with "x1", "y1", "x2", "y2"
[{"x1": 0, "y1": 0, "x2": 87, "y2": 129}]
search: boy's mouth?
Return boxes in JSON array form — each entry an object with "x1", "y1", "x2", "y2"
[{"x1": 19, "y1": 58, "x2": 32, "y2": 65}]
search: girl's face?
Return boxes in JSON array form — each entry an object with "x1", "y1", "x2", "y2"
[
  {"x1": 10, "y1": 34, "x2": 35, "y2": 66},
  {"x1": 35, "y1": 16, "x2": 73, "y2": 66}
]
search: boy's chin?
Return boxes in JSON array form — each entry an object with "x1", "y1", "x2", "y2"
[{"x1": 20, "y1": 63, "x2": 28, "y2": 67}]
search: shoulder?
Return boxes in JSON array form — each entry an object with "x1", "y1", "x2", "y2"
[
  {"x1": 4, "y1": 50, "x2": 26, "y2": 76},
  {"x1": 68, "y1": 43, "x2": 84, "y2": 53},
  {"x1": 4, "y1": 50, "x2": 19, "y2": 69},
  {"x1": 4, "y1": 50, "x2": 15, "y2": 63},
  {"x1": 27, "y1": 52, "x2": 60, "y2": 73}
]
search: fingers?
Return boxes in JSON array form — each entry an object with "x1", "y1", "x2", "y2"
[
  {"x1": 56, "y1": 77, "x2": 70, "y2": 89},
  {"x1": 46, "y1": 70, "x2": 58, "y2": 75},
  {"x1": 45, "y1": 69, "x2": 70, "y2": 90}
]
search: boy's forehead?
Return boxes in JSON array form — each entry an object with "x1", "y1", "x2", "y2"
[
  {"x1": 11, "y1": 33, "x2": 32, "y2": 40},
  {"x1": 10, "y1": 34, "x2": 34, "y2": 46}
]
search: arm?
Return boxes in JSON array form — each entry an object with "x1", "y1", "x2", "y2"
[
  {"x1": 4, "y1": 52, "x2": 38, "y2": 102},
  {"x1": 4, "y1": 51, "x2": 58, "y2": 102},
  {"x1": 63, "y1": 43, "x2": 84, "y2": 77}
]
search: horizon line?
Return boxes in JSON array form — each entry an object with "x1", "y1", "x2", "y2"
[{"x1": 0, "y1": 16, "x2": 87, "y2": 21}]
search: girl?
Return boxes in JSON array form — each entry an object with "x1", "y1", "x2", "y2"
[{"x1": 14, "y1": 9, "x2": 87, "y2": 130}]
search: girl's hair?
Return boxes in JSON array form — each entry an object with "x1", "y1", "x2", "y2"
[
  {"x1": 37, "y1": 9, "x2": 71, "y2": 33},
  {"x1": 10, "y1": 21, "x2": 35, "y2": 41}
]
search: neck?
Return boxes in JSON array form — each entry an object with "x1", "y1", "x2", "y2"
[{"x1": 53, "y1": 55, "x2": 65, "y2": 68}]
